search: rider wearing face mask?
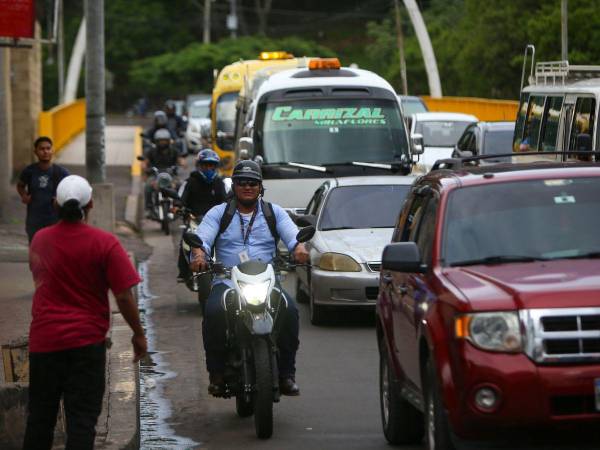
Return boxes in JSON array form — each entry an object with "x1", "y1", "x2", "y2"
[
  {"x1": 177, "y1": 150, "x2": 227, "y2": 280},
  {"x1": 190, "y1": 160, "x2": 309, "y2": 396},
  {"x1": 180, "y1": 149, "x2": 226, "y2": 217}
]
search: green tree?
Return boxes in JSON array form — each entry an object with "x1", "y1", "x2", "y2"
[{"x1": 128, "y1": 35, "x2": 335, "y2": 97}]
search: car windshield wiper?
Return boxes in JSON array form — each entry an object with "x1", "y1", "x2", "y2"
[
  {"x1": 320, "y1": 226, "x2": 355, "y2": 231},
  {"x1": 562, "y1": 251, "x2": 600, "y2": 260},
  {"x1": 449, "y1": 255, "x2": 549, "y2": 267},
  {"x1": 287, "y1": 162, "x2": 330, "y2": 173}
]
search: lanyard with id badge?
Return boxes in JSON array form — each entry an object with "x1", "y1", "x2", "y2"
[{"x1": 238, "y1": 209, "x2": 257, "y2": 263}]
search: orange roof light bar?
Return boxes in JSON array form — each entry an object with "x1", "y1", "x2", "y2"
[
  {"x1": 259, "y1": 51, "x2": 294, "y2": 60},
  {"x1": 308, "y1": 58, "x2": 341, "y2": 70}
]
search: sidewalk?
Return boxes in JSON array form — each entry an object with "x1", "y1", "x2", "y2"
[{"x1": 0, "y1": 127, "x2": 149, "y2": 449}]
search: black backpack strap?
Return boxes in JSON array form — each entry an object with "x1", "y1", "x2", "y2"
[
  {"x1": 51, "y1": 165, "x2": 62, "y2": 195},
  {"x1": 261, "y1": 200, "x2": 280, "y2": 243},
  {"x1": 217, "y1": 197, "x2": 238, "y2": 237}
]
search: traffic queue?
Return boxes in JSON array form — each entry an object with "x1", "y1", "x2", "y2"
[{"x1": 137, "y1": 46, "x2": 600, "y2": 448}]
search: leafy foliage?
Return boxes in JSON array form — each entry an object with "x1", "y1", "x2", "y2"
[
  {"x1": 366, "y1": 0, "x2": 600, "y2": 99},
  {"x1": 128, "y1": 36, "x2": 335, "y2": 97}
]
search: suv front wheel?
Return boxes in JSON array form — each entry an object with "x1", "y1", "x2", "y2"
[
  {"x1": 424, "y1": 357, "x2": 455, "y2": 450},
  {"x1": 379, "y1": 343, "x2": 423, "y2": 444}
]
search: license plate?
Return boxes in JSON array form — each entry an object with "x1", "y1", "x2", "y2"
[{"x1": 595, "y1": 378, "x2": 600, "y2": 411}]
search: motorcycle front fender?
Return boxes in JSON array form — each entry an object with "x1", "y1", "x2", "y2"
[{"x1": 244, "y1": 311, "x2": 273, "y2": 336}]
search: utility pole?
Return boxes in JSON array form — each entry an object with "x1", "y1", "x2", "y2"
[
  {"x1": 561, "y1": 0, "x2": 568, "y2": 61},
  {"x1": 394, "y1": 0, "x2": 408, "y2": 96},
  {"x1": 203, "y1": 0, "x2": 211, "y2": 44},
  {"x1": 57, "y1": 0, "x2": 65, "y2": 103},
  {"x1": 84, "y1": 0, "x2": 105, "y2": 183},
  {"x1": 227, "y1": 0, "x2": 238, "y2": 39}
]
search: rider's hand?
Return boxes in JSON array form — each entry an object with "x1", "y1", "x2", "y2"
[
  {"x1": 293, "y1": 243, "x2": 309, "y2": 264},
  {"x1": 190, "y1": 248, "x2": 208, "y2": 272},
  {"x1": 20, "y1": 193, "x2": 32, "y2": 205}
]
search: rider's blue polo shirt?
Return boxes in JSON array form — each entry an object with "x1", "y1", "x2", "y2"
[{"x1": 196, "y1": 201, "x2": 299, "y2": 269}]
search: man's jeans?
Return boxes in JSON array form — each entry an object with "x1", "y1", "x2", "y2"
[
  {"x1": 23, "y1": 341, "x2": 106, "y2": 450},
  {"x1": 203, "y1": 283, "x2": 300, "y2": 378}
]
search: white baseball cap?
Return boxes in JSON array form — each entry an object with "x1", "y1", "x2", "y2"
[{"x1": 56, "y1": 175, "x2": 93, "y2": 207}]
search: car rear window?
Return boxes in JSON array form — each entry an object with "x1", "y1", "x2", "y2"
[
  {"x1": 319, "y1": 184, "x2": 410, "y2": 231},
  {"x1": 442, "y1": 177, "x2": 600, "y2": 266}
]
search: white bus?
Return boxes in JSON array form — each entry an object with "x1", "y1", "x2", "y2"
[
  {"x1": 514, "y1": 50, "x2": 600, "y2": 161},
  {"x1": 235, "y1": 58, "x2": 416, "y2": 212}
]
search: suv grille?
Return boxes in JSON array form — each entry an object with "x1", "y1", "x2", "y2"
[{"x1": 522, "y1": 308, "x2": 600, "y2": 364}]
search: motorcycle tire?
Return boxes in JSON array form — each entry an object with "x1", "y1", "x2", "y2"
[
  {"x1": 236, "y1": 393, "x2": 254, "y2": 418},
  {"x1": 252, "y1": 338, "x2": 273, "y2": 439},
  {"x1": 161, "y1": 204, "x2": 170, "y2": 235}
]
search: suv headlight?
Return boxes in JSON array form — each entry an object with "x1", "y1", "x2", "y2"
[
  {"x1": 239, "y1": 281, "x2": 270, "y2": 306},
  {"x1": 319, "y1": 253, "x2": 361, "y2": 272},
  {"x1": 455, "y1": 312, "x2": 522, "y2": 352}
]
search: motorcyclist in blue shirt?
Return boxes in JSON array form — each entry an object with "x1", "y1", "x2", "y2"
[{"x1": 190, "y1": 160, "x2": 309, "y2": 396}]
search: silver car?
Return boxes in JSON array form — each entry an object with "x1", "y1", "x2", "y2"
[{"x1": 295, "y1": 176, "x2": 415, "y2": 325}]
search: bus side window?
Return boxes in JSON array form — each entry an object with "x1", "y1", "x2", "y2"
[
  {"x1": 570, "y1": 97, "x2": 596, "y2": 161},
  {"x1": 540, "y1": 97, "x2": 564, "y2": 152},
  {"x1": 513, "y1": 93, "x2": 530, "y2": 151},
  {"x1": 521, "y1": 95, "x2": 546, "y2": 152}
]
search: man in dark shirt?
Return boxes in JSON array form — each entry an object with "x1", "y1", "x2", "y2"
[
  {"x1": 143, "y1": 128, "x2": 180, "y2": 215},
  {"x1": 16, "y1": 136, "x2": 69, "y2": 242}
]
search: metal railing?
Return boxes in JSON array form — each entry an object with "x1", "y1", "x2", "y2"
[
  {"x1": 38, "y1": 99, "x2": 86, "y2": 154},
  {"x1": 420, "y1": 95, "x2": 519, "y2": 122}
]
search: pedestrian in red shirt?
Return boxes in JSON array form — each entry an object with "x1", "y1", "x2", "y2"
[{"x1": 23, "y1": 175, "x2": 147, "y2": 450}]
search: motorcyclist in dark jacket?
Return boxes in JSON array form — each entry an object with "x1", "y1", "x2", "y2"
[
  {"x1": 143, "y1": 128, "x2": 180, "y2": 215},
  {"x1": 177, "y1": 149, "x2": 227, "y2": 280}
]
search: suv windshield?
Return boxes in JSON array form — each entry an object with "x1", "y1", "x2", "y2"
[
  {"x1": 319, "y1": 184, "x2": 410, "y2": 231},
  {"x1": 417, "y1": 121, "x2": 472, "y2": 147},
  {"x1": 257, "y1": 98, "x2": 408, "y2": 165},
  {"x1": 443, "y1": 177, "x2": 600, "y2": 266},
  {"x1": 190, "y1": 102, "x2": 210, "y2": 118}
]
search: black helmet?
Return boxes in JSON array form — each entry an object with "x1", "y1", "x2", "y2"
[{"x1": 232, "y1": 160, "x2": 262, "y2": 182}]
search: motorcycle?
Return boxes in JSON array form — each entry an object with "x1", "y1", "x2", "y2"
[
  {"x1": 178, "y1": 207, "x2": 212, "y2": 308},
  {"x1": 182, "y1": 226, "x2": 315, "y2": 439},
  {"x1": 138, "y1": 155, "x2": 180, "y2": 235}
]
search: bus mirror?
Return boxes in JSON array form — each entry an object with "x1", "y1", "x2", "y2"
[
  {"x1": 411, "y1": 133, "x2": 424, "y2": 155},
  {"x1": 239, "y1": 137, "x2": 254, "y2": 156}
]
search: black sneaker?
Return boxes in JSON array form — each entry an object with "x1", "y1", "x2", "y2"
[{"x1": 208, "y1": 373, "x2": 225, "y2": 397}]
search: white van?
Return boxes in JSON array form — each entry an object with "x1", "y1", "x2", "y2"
[
  {"x1": 235, "y1": 58, "x2": 415, "y2": 212},
  {"x1": 514, "y1": 54, "x2": 600, "y2": 161}
]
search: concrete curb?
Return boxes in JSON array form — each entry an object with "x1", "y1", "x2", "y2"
[{"x1": 98, "y1": 252, "x2": 140, "y2": 450}]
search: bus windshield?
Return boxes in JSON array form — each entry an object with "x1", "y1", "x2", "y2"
[
  {"x1": 216, "y1": 92, "x2": 238, "y2": 150},
  {"x1": 257, "y1": 98, "x2": 408, "y2": 165}
]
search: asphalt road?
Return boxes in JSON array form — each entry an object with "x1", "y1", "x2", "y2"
[{"x1": 138, "y1": 219, "x2": 422, "y2": 450}]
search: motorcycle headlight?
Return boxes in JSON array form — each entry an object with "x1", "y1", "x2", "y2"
[
  {"x1": 239, "y1": 281, "x2": 270, "y2": 306},
  {"x1": 455, "y1": 312, "x2": 522, "y2": 353},
  {"x1": 319, "y1": 253, "x2": 361, "y2": 272},
  {"x1": 157, "y1": 172, "x2": 172, "y2": 189}
]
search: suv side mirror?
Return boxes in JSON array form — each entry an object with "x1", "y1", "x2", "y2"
[
  {"x1": 295, "y1": 214, "x2": 316, "y2": 227},
  {"x1": 381, "y1": 242, "x2": 427, "y2": 273},
  {"x1": 411, "y1": 133, "x2": 424, "y2": 155}
]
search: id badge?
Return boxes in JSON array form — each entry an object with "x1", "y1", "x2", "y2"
[{"x1": 239, "y1": 250, "x2": 250, "y2": 263}]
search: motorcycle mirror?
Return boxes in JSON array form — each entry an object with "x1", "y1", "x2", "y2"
[
  {"x1": 296, "y1": 226, "x2": 315, "y2": 243},
  {"x1": 136, "y1": 155, "x2": 146, "y2": 161},
  {"x1": 183, "y1": 232, "x2": 204, "y2": 248}
]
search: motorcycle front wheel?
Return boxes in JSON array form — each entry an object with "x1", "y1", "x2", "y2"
[
  {"x1": 252, "y1": 338, "x2": 273, "y2": 439},
  {"x1": 161, "y1": 203, "x2": 170, "y2": 235}
]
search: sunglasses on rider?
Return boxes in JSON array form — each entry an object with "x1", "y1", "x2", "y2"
[{"x1": 234, "y1": 179, "x2": 260, "y2": 188}]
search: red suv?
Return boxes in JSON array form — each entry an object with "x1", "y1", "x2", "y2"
[{"x1": 376, "y1": 159, "x2": 600, "y2": 449}]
